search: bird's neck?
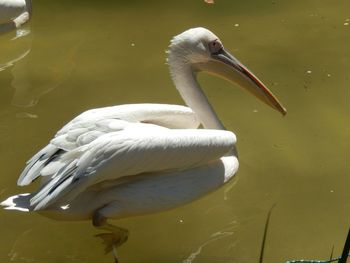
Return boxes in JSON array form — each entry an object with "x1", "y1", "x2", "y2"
[{"x1": 169, "y1": 62, "x2": 226, "y2": 130}]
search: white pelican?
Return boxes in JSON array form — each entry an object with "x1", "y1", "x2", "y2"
[
  {"x1": 1, "y1": 27, "x2": 286, "y2": 261},
  {"x1": 0, "y1": 0, "x2": 31, "y2": 32}
]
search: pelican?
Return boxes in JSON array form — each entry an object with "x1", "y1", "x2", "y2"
[
  {"x1": 1, "y1": 28, "x2": 286, "y2": 261},
  {"x1": 0, "y1": 0, "x2": 31, "y2": 32}
]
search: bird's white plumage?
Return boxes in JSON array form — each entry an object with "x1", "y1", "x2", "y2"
[
  {"x1": 0, "y1": 27, "x2": 287, "y2": 263},
  {"x1": 31, "y1": 126, "x2": 235, "y2": 210},
  {"x1": 1, "y1": 27, "x2": 260, "y2": 223},
  {"x1": 12, "y1": 102, "x2": 236, "y2": 214},
  {"x1": 36, "y1": 155, "x2": 238, "y2": 221},
  {"x1": 17, "y1": 103, "x2": 200, "y2": 186},
  {"x1": 52, "y1": 103, "x2": 200, "y2": 150}
]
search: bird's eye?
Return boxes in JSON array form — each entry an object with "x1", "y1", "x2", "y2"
[{"x1": 208, "y1": 39, "x2": 223, "y2": 54}]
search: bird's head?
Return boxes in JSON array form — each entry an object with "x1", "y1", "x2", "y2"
[{"x1": 167, "y1": 27, "x2": 286, "y2": 116}]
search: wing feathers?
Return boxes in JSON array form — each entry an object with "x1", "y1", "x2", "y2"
[
  {"x1": 16, "y1": 104, "x2": 234, "y2": 211},
  {"x1": 30, "y1": 128, "x2": 235, "y2": 210},
  {"x1": 17, "y1": 144, "x2": 61, "y2": 186}
]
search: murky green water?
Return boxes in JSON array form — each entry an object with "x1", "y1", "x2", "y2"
[{"x1": 1, "y1": 0, "x2": 349, "y2": 262}]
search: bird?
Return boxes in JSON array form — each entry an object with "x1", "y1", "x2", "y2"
[
  {"x1": 0, "y1": 0, "x2": 32, "y2": 32},
  {"x1": 1, "y1": 27, "x2": 286, "y2": 261}
]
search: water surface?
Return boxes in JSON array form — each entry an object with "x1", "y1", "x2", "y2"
[{"x1": 0, "y1": 0, "x2": 349, "y2": 262}]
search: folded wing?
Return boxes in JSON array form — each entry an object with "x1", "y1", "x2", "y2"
[
  {"x1": 31, "y1": 126, "x2": 236, "y2": 210},
  {"x1": 17, "y1": 104, "x2": 200, "y2": 186}
]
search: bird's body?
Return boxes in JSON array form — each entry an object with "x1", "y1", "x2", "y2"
[
  {"x1": 2, "y1": 27, "x2": 285, "y2": 260},
  {"x1": 0, "y1": 0, "x2": 31, "y2": 29},
  {"x1": 7, "y1": 103, "x2": 238, "y2": 221}
]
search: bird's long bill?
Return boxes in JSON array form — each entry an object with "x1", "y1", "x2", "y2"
[{"x1": 194, "y1": 49, "x2": 287, "y2": 115}]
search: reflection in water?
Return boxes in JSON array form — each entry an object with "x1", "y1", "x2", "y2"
[
  {"x1": 0, "y1": 25, "x2": 33, "y2": 125},
  {"x1": 10, "y1": 39, "x2": 78, "y2": 107},
  {"x1": 0, "y1": 28, "x2": 31, "y2": 72},
  {"x1": 183, "y1": 221, "x2": 238, "y2": 263},
  {"x1": 0, "y1": 24, "x2": 79, "y2": 109}
]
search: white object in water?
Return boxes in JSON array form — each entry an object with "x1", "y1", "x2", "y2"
[{"x1": 2, "y1": 27, "x2": 286, "y2": 261}]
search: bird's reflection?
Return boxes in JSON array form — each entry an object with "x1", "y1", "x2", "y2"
[
  {"x1": 0, "y1": 24, "x2": 79, "y2": 111},
  {"x1": 0, "y1": 28, "x2": 31, "y2": 72},
  {"x1": 0, "y1": 26, "x2": 32, "y2": 120}
]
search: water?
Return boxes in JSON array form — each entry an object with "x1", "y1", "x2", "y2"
[{"x1": 0, "y1": 0, "x2": 349, "y2": 262}]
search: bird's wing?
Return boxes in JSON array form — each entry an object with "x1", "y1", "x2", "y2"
[
  {"x1": 30, "y1": 126, "x2": 236, "y2": 210},
  {"x1": 17, "y1": 104, "x2": 200, "y2": 186},
  {"x1": 53, "y1": 103, "x2": 199, "y2": 151}
]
